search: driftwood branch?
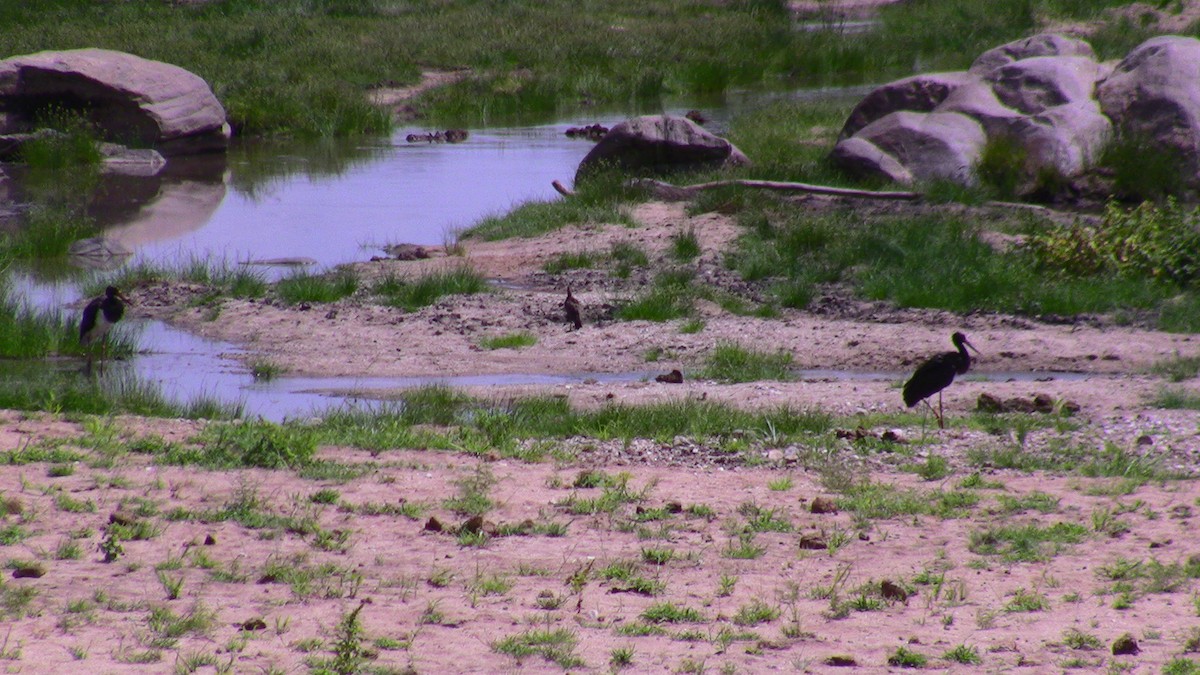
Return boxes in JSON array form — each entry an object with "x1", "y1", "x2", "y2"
[
  {"x1": 552, "y1": 178, "x2": 1071, "y2": 220},
  {"x1": 629, "y1": 177, "x2": 921, "y2": 201},
  {"x1": 551, "y1": 179, "x2": 575, "y2": 197}
]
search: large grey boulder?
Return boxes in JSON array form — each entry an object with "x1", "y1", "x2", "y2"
[
  {"x1": 985, "y1": 56, "x2": 1109, "y2": 114},
  {"x1": 832, "y1": 33, "x2": 1112, "y2": 188},
  {"x1": 575, "y1": 115, "x2": 749, "y2": 182},
  {"x1": 0, "y1": 48, "x2": 229, "y2": 156},
  {"x1": 969, "y1": 33, "x2": 1097, "y2": 75},
  {"x1": 1097, "y1": 35, "x2": 1200, "y2": 183},
  {"x1": 837, "y1": 72, "x2": 972, "y2": 141},
  {"x1": 846, "y1": 111, "x2": 987, "y2": 184}
]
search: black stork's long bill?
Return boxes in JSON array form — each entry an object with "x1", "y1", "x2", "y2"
[
  {"x1": 902, "y1": 331, "x2": 980, "y2": 429},
  {"x1": 80, "y1": 285, "x2": 129, "y2": 375}
]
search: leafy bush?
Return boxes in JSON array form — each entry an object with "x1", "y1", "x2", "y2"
[{"x1": 1026, "y1": 199, "x2": 1200, "y2": 286}]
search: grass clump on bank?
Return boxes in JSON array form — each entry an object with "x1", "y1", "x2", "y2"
[
  {"x1": 315, "y1": 385, "x2": 832, "y2": 450},
  {"x1": 0, "y1": 363, "x2": 241, "y2": 419},
  {"x1": 479, "y1": 332, "x2": 537, "y2": 350},
  {"x1": 372, "y1": 266, "x2": 489, "y2": 311},
  {"x1": 698, "y1": 341, "x2": 793, "y2": 383},
  {"x1": 726, "y1": 199, "x2": 1200, "y2": 332},
  {"x1": 462, "y1": 171, "x2": 637, "y2": 241},
  {"x1": 276, "y1": 269, "x2": 358, "y2": 305}
]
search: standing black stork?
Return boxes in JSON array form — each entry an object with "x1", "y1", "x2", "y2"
[
  {"x1": 563, "y1": 284, "x2": 582, "y2": 330},
  {"x1": 902, "y1": 331, "x2": 980, "y2": 429},
  {"x1": 80, "y1": 285, "x2": 129, "y2": 374}
]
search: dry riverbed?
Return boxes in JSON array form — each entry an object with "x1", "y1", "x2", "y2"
[{"x1": 4, "y1": 197, "x2": 1200, "y2": 672}]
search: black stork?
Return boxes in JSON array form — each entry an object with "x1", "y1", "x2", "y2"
[
  {"x1": 80, "y1": 285, "x2": 129, "y2": 374},
  {"x1": 902, "y1": 331, "x2": 980, "y2": 429},
  {"x1": 563, "y1": 284, "x2": 582, "y2": 330}
]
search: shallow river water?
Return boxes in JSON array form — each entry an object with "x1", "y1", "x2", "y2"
[{"x1": 19, "y1": 89, "x2": 1082, "y2": 420}]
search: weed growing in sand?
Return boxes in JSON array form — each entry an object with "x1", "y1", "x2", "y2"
[
  {"x1": 444, "y1": 465, "x2": 496, "y2": 516},
  {"x1": 698, "y1": 341, "x2": 793, "y2": 383},
  {"x1": 309, "y1": 489, "x2": 340, "y2": 505},
  {"x1": 1003, "y1": 588, "x2": 1049, "y2": 613},
  {"x1": 616, "y1": 271, "x2": 696, "y2": 322},
  {"x1": 836, "y1": 482, "x2": 979, "y2": 520},
  {"x1": 995, "y1": 491, "x2": 1060, "y2": 515},
  {"x1": 888, "y1": 646, "x2": 928, "y2": 668},
  {"x1": 492, "y1": 627, "x2": 583, "y2": 669},
  {"x1": 1152, "y1": 387, "x2": 1200, "y2": 410},
  {"x1": 597, "y1": 560, "x2": 664, "y2": 596},
  {"x1": 147, "y1": 602, "x2": 217, "y2": 644},
  {"x1": 640, "y1": 547, "x2": 675, "y2": 566},
  {"x1": 767, "y1": 475, "x2": 793, "y2": 491},
  {"x1": 907, "y1": 454, "x2": 951, "y2": 481},
  {"x1": 479, "y1": 332, "x2": 537, "y2": 350},
  {"x1": 1150, "y1": 354, "x2": 1200, "y2": 382},
  {"x1": 724, "y1": 532, "x2": 765, "y2": 560},
  {"x1": 732, "y1": 599, "x2": 779, "y2": 626},
  {"x1": 968, "y1": 521, "x2": 1088, "y2": 562},
  {"x1": 542, "y1": 251, "x2": 598, "y2": 274},
  {"x1": 1164, "y1": 658, "x2": 1200, "y2": 675},
  {"x1": 156, "y1": 571, "x2": 185, "y2": 600},
  {"x1": 325, "y1": 601, "x2": 370, "y2": 675},
  {"x1": 609, "y1": 241, "x2": 651, "y2": 278},
  {"x1": 372, "y1": 266, "x2": 490, "y2": 311},
  {"x1": 671, "y1": 228, "x2": 702, "y2": 262},
  {"x1": 942, "y1": 644, "x2": 982, "y2": 665},
  {"x1": 610, "y1": 646, "x2": 635, "y2": 670},
  {"x1": 1062, "y1": 628, "x2": 1103, "y2": 650},
  {"x1": 641, "y1": 602, "x2": 705, "y2": 624}
]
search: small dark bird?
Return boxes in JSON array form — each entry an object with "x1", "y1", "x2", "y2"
[
  {"x1": 80, "y1": 285, "x2": 129, "y2": 374},
  {"x1": 902, "y1": 331, "x2": 979, "y2": 429},
  {"x1": 563, "y1": 284, "x2": 582, "y2": 330}
]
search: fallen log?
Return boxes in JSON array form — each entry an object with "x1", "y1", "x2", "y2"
[{"x1": 630, "y1": 178, "x2": 921, "y2": 201}]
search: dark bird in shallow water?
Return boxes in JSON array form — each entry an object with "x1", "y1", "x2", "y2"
[
  {"x1": 80, "y1": 285, "x2": 129, "y2": 374},
  {"x1": 563, "y1": 284, "x2": 582, "y2": 330},
  {"x1": 902, "y1": 331, "x2": 979, "y2": 429}
]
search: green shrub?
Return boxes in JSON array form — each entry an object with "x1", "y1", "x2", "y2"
[{"x1": 1026, "y1": 199, "x2": 1200, "y2": 286}]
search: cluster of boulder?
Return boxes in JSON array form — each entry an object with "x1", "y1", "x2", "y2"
[
  {"x1": 830, "y1": 33, "x2": 1200, "y2": 192},
  {"x1": 8, "y1": 33, "x2": 1200, "y2": 198}
]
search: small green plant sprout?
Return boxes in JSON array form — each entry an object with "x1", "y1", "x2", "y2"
[
  {"x1": 767, "y1": 475, "x2": 793, "y2": 491},
  {"x1": 248, "y1": 359, "x2": 282, "y2": 380},
  {"x1": 478, "y1": 332, "x2": 537, "y2": 350},
  {"x1": 309, "y1": 488, "x2": 341, "y2": 505},
  {"x1": 717, "y1": 574, "x2": 737, "y2": 597},
  {"x1": 157, "y1": 570, "x2": 185, "y2": 600},
  {"x1": 641, "y1": 602, "x2": 705, "y2": 624},
  {"x1": 640, "y1": 547, "x2": 674, "y2": 565},
  {"x1": 1004, "y1": 587, "x2": 1049, "y2": 612},
  {"x1": 888, "y1": 646, "x2": 928, "y2": 668},
  {"x1": 1062, "y1": 628, "x2": 1103, "y2": 650},
  {"x1": 942, "y1": 644, "x2": 981, "y2": 664},
  {"x1": 671, "y1": 227, "x2": 702, "y2": 262},
  {"x1": 492, "y1": 627, "x2": 583, "y2": 669},
  {"x1": 732, "y1": 598, "x2": 779, "y2": 626},
  {"x1": 329, "y1": 600, "x2": 370, "y2": 674},
  {"x1": 610, "y1": 645, "x2": 635, "y2": 670},
  {"x1": 99, "y1": 529, "x2": 124, "y2": 563}
]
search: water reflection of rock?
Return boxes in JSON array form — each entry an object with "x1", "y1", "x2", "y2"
[{"x1": 87, "y1": 154, "x2": 227, "y2": 251}]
